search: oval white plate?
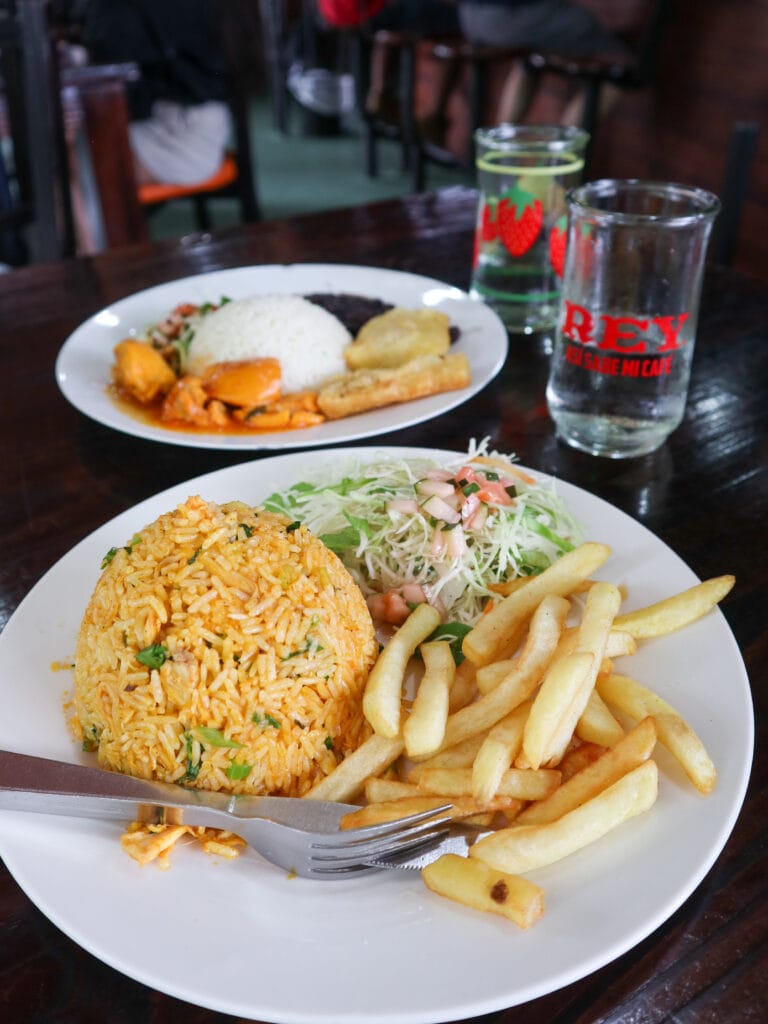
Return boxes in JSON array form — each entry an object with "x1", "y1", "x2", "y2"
[
  {"x1": 55, "y1": 264, "x2": 508, "y2": 450},
  {"x1": 0, "y1": 447, "x2": 753, "y2": 1024}
]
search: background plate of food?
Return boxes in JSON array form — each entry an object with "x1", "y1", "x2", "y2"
[
  {"x1": 0, "y1": 446, "x2": 752, "y2": 1024},
  {"x1": 55, "y1": 263, "x2": 508, "y2": 449}
]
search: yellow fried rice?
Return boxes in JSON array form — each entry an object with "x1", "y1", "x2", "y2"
[{"x1": 74, "y1": 495, "x2": 377, "y2": 796}]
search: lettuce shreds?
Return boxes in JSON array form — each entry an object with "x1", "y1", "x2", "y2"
[{"x1": 263, "y1": 444, "x2": 583, "y2": 625}]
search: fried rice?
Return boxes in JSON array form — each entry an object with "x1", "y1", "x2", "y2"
[{"x1": 74, "y1": 495, "x2": 378, "y2": 797}]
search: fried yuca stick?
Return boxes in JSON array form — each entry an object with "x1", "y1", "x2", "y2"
[
  {"x1": 470, "y1": 759, "x2": 659, "y2": 875},
  {"x1": 462, "y1": 543, "x2": 611, "y2": 667},
  {"x1": 439, "y1": 594, "x2": 569, "y2": 753},
  {"x1": 516, "y1": 717, "x2": 657, "y2": 825},
  {"x1": 612, "y1": 575, "x2": 735, "y2": 638},
  {"x1": 597, "y1": 673, "x2": 717, "y2": 794}
]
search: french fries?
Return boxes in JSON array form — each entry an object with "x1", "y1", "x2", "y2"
[
  {"x1": 415, "y1": 766, "x2": 561, "y2": 802},
  {"x1": 471, "y1": 701, "x2": 531, "y2": 806},
  {"x1": 363, "y1": 602, "x2": 441, "y2": 738},
  {"x1": 612, "y1": 575, "x2": 735, "y2": 638},
  {"x1": 470, "y1": 760, "x2": 659, "y2": 874},
  {"x1": 422, "y1": 854, "x2": 544, "y2": 929},
  {"x1": 340, "y1": 794, "x2": 523, "y2": 829},
  {"x1": 575, "y1": 689, "x2": 625, "y2": 747},
  {"x1": 306, "y1": 733, "x2": 403, "y2": 802},
  {"x1": 307, "y1": 558, "x2": 732, "y2": 930},
  {"x1": 531, "y1": 582, "x2": 622, "y2": 767},
  {"x1": 597, "y1": 673, "x2": 717, "y2": 794},
  {"x1": 439, "y1": 594, "x2": 569, "y2": 751},
  {"x1": 407, "y1": 733, "x2": 485, "y2": 772},
  {"x1": 403, "y1": 640, "x2": 454, "y2": 759},
  {"x1": 522, "y1": 652, "x2": 595, "y2": 769},
  {"x1": 449, "y1": 658, "x2": 478, "y2": 712},
  {"x1": 516, "y1": 717, "x2": 657, "y2": 825},
  {"x1": 461, "y1": 543, "x2": 611, "y2": 666}
]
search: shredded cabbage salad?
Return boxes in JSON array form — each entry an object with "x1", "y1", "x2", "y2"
[{"x1": 264, "y1": 441, "x2": 583, "y2": 627}]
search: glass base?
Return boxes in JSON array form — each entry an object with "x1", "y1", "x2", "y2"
[{"x1": 553, "y1": 412, "x2": 673, "y2": 459}]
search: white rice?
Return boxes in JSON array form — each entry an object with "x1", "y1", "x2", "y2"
[{"x1": 186, "y1": 294, "x2": 351, "y2": 394}]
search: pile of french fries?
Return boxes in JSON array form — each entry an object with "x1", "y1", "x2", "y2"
[{"x1": 307, "y1": 542, "x2": 734, "y2": 930}]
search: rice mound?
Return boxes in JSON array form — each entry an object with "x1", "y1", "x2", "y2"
[
  {"x1": 186, "y1": 294, "x2": 351, "y2": 393},
  {"x1": 74, "y1": 496, "x2": 377, "y2": 797}
]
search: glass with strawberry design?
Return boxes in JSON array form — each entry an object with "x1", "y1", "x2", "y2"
[
  {"x1": 546, "y1": 179, "x2": 720, "y2": 458},
  {"x1": 470, "y1": 124, "x2": 589, "y2": 337}
]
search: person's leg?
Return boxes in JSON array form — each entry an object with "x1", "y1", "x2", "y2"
[
  {"x1": 495, "y1": 61, "x2": 538, "y2": 123},
  {"x1": 459, "y1": 0, "x2": 632, "y2": 126},
  {"x1": 129, "y1": 101, "x2": 232, "y2": 185}
]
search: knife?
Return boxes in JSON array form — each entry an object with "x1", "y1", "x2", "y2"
[{"x1": 0, "y1": 749, "x2": 470, "y2": 870}]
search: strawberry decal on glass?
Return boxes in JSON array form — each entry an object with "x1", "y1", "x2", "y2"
[
  {"x1": 548, "y1": 214, "x2": 568, "y2": 277},
  {"x1": 497, "y1": 182, "x2": 543, "y2": 257},
  {"x1": 480, "y1": 201, "x2": 499, "y2": 242}
]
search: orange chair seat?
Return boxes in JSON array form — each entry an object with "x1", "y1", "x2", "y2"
[{"x1": 138, "y1": 154, "x2": 238, "y2": 205}]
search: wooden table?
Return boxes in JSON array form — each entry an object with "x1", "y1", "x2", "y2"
[{"x1": 1, "y1": 187, "x2": 765, "y2": 1022}]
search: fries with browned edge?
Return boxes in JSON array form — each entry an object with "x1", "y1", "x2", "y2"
[{"x1": 313, "y1": 555, "x2": 732, "y2": 928}]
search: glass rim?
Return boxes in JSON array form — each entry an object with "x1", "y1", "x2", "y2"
[
  {"x1": 566, "y1": 178, "x2": 721, "y2": 224},
  {"x1": 474, "y1": 123, "x2": 590, "y2": 151}
]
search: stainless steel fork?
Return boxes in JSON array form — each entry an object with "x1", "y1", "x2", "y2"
[{"x1": 0, "y1": 749, "x2": 453, "y2": 878}]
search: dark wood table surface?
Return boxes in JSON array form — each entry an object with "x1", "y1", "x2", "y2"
[{"x1": 1, "y1": 187, "x2": 766, "y2": 1023}]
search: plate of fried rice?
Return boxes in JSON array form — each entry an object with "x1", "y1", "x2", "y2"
[
  {"x1": 55, "y1": 263, "x2": 508, "y2": 450},
  {"x1": 0, "y1": 447, "x2": 752, "y2": 1024}
]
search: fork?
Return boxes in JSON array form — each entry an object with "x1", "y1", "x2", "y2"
[{"x1": 0, "y1": 749, "x2": 453, "y2": 878}]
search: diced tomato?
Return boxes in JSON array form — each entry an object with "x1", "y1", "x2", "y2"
[
  {"x1": 174, "y1": 303, "x2": 200, "y2": 317},
  {"x1": 366, "y1": 590, "x2": 412, "y2": 625},
  {"x1": 455, "y1": 465, "x2": 514, "y2": 506}
]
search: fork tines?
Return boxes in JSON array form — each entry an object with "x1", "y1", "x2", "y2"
[{"x1": 308, "y1": 804, "x2": 453, "y2": 873}]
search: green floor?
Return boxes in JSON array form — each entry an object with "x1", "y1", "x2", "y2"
[{"x1": 147, "y1": 92, "x2": 474, "y2": 241}]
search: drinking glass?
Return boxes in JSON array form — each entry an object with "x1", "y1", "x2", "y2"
[
  {"x1": 470, "y1": 124, "x2": 589, "y2": 335},
  {"x1": 546, "y1": 179, "x2": 720, "y2": 458}
]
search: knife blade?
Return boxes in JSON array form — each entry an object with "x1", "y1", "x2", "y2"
[
  {"x1": 367, "y1": 829, "x2": 478, "y2": 870},
  {"x1": 0, "y1": 749, "x2": 470, "y2": 872}
]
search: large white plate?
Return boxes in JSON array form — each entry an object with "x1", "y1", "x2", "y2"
[
  {"x1": 0, "y1": 448, "x2": 752, "y2": 1024},
  {"x1": 55, "y1": 264, "x2": 508, "y2": 450}
]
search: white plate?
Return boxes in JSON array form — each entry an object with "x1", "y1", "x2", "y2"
[
  {"x1": 0, "y1": 447, "x2": 752, "y2": 1024},
  {"x1": 55, "y1": 264, "x2": 508, "y2": 450}
]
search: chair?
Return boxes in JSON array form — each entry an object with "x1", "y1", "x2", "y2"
[
  {"x1": 352, "y1": 29, "x2": 533, "y2": 189},
  {"x1": 136, "y1": 5, "x2": 261, "y2": 232},
  {"x1": 0, "y1": 0, "x2": 74, "y2": 264},
  {"x1": 349, "y1": 28, "x2": 422, "y2": 178},
  {"x1": 136, "y1": 78, "x2": 261, "y2": 232},
  {"x1": 352, "y1": 0, "x2": 671, "y2": 191},
  {"x1": 61, "y1": 61, "x2": 150, "y2": 250},
  {"x1": 524, "y1": 0, "x2": 671, "y2": 165}
]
